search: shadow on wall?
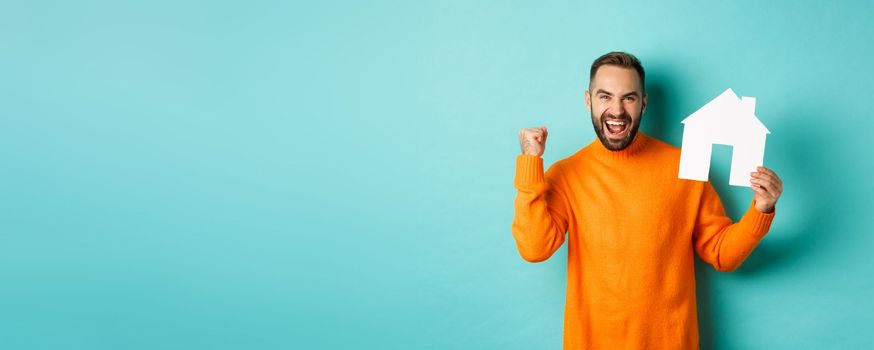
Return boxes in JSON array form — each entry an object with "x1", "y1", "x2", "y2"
[{"x1": 640, "y1": 68, "x2": 684, "y2": 146}]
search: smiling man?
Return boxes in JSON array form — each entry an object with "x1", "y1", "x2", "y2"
[{"x1": 512, "y1": 52, "x2": 783, "y2": 349}]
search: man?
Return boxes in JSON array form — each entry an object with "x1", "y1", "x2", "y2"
[{"x1": 512, "y1": 51, "x2": 783, "y2": 349}]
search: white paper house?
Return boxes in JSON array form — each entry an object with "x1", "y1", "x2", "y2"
[{"x1": 678, "y1": 88, "x2": 769, "y2": 187}]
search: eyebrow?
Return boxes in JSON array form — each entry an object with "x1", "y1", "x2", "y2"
[{"x1": 594, "y1": 89, "x2": 641, "y2": 98}]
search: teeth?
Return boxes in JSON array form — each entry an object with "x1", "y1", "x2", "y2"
[{"x1": 606, "y1": 120, "x2": 626, "y2": 125}]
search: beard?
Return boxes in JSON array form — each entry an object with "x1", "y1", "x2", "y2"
[{"x1": 590, "y1": 104, "x2": 643, "y2": 151}]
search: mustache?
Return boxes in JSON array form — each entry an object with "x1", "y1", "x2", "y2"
[{"x1": 600, "y1": 111, "x2": 631, "y2": 123}]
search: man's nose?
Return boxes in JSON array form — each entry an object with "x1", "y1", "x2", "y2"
[{"x1": 608, "y1": 99, "x2": 626, "y2": 115}]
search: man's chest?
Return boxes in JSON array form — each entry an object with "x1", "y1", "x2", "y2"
[{"x1": 562, "y1": 167, "x2": 698, "y2": 254}]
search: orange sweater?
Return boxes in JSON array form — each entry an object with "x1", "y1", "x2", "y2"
[{"x1": 512, "y1": 132, "x2": 775, "y2": 349}]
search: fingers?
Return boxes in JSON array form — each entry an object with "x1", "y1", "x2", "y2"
[
  {"x1": 756, "y1": 167, "x2": 782, "y2": 184},
  {"x1": 518, "y1": 127, "x2": 548, "y2": 144},
  {"x1": 751, "y1": 171, "x2": 778, "y2": 185},
  {"x1": 750, "y1": 178, "x2": 780, "y2": 198},
  {"x1": 757, "y1": 167, "x2": 782, "y2": 190},
  {"x1": 518, "y1": 126, "x2": 548, "y2": 156},
  {"x1": 750, "y1": 166, "x2": 782, "y2": 212},
  {"x1": 750, "y1": 167, "x2": 783, "y2": 195},
  {"x1": 750, "y1": 175, "x2": 779, "y2": 194},
  {"x1": 751, "y1": 182, "x2": 774, "y2": 200},
  {"x1": 757, "y1": 166, "x2": 779, "y2": 179}
]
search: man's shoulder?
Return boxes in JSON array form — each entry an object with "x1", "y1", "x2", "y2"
[
  {"x1": 542, "y1": 150, "x2": 587, "y2": 180},
  {"x1": 546, "y1": 154, "x2": 575, "y2": 172},
  {"x1": 643, "y1": 134, "x2": 711, "y2": 192},
  {"x1": 553, "y1": 146, "x2": 592, "y2": 169}
]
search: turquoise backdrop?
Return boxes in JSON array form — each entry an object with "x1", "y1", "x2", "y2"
[{"x1": 3, "y1": 1, "x2": 873, "y2": 349}]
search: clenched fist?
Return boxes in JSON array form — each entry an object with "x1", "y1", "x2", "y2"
[{"x1": 518, "y1": 126, "x2": 548, "y2": 157}]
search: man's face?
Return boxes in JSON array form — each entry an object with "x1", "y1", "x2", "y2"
[{"x1": 585, "y1": 65, "x2": 647, "y2": 151}]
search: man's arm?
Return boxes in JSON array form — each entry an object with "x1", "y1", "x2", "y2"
[
  {"x1": 511, "y1": 127, "x2": 571, "y2": 262},
  {"x1": 692, "y1": 175, "x2": 780, "y2": 272}
]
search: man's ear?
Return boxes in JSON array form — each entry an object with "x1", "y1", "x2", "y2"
[
  {"x1": 641, "y1": 93, "x2": 647, "y2": 115},
  {"x1": 584, "y1": 89, "x2": 591, "y2": 112}
]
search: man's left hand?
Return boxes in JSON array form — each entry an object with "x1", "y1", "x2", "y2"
[{"x1": 750, "y1": 166, "x2": 782, "y2": 213}]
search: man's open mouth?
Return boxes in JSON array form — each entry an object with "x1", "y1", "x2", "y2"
[{"x1": 604, "y1": 119, "x2": 630, "y2": 139}]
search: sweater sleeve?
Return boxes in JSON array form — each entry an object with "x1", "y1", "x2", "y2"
[
  {"x1": 692, "y1": 181, "x2": 775, "y2": 272},
  {"x1": 511, "y1": 155, "x2": 571, "y2": 263}
]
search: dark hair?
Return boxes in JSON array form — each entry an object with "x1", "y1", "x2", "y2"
[{"x1": 589, "y1": 51, "x2": 645, "y2": 92}]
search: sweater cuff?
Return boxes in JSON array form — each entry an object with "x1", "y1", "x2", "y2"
[
  {"x1": 738, "y1": 200, "x2": 776, "y2": 238},
  {"x1": 514, "y1": 155, "x2": 545, "y2": 187}
]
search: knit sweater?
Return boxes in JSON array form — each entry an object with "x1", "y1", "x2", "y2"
[{"x1": 512, "y1": 132, "x2": 775, "y2": 349}]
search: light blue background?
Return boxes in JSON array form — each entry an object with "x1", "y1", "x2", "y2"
[{"x1": 2, "y1": 1, "x2": 873, "y2": 349}]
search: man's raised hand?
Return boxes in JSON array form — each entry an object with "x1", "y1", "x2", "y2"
[
  {"x1": 518, "y1": 126, "x2": 548, "y2": 157},
  {"x1": 750, "y1": 166, "x2": 783, "y2": 213}
]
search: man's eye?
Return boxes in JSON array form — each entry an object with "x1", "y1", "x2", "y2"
[
  {"x1": 624, "y1": 96, "x2": 636, "y2": 102},
  {"x1": 599, "y1": 95, "x2": 610, "y2": 100}
]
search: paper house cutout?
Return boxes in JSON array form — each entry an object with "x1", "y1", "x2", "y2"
[{"x1": 678, "y1": 88, "x2": 769, "y2": 187}]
